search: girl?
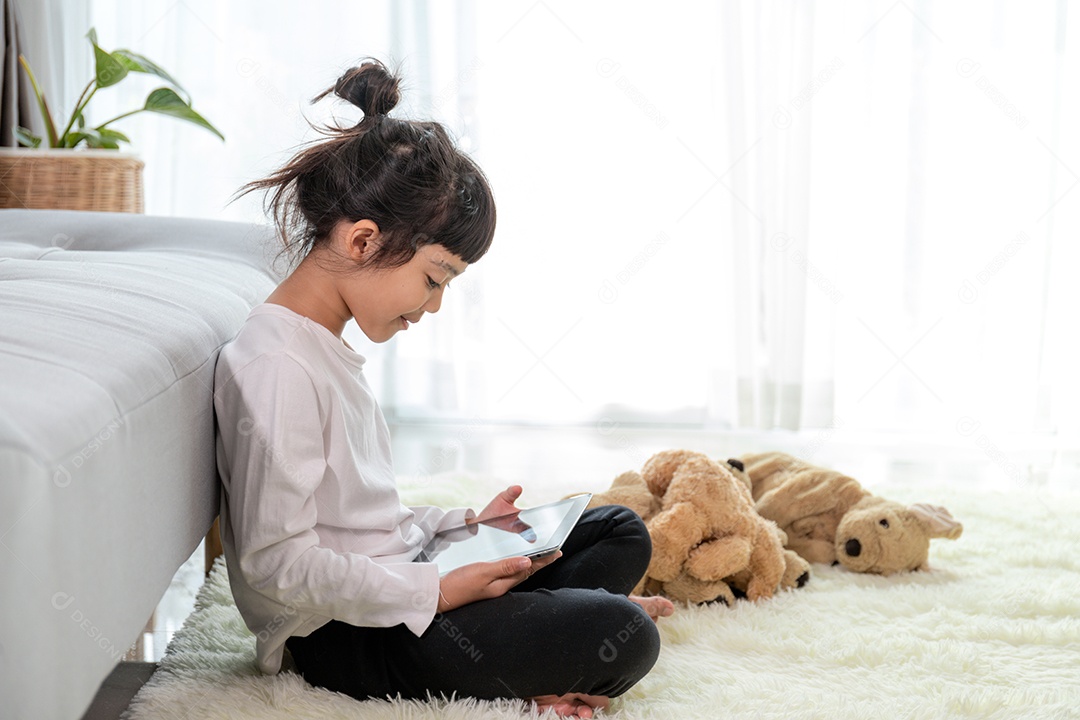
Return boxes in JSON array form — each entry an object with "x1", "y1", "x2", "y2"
[{"x1": 213, "y1": 58, "x2": 673, "y2": 718}]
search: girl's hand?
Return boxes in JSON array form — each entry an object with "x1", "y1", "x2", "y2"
[
  {"x1": 469, "y1": 485, "x2": 535, "y2": 538},
  {"x1": 436, "y1": 550, "x2": 562, "y2": 613},
  {"x1": 472, "y1": 485, "x2": 524, "y2": 524}
]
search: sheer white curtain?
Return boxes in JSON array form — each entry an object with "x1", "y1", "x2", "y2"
[
  {"x1": 716, "y1": 0, "x2": 1080, "y2": 441},
  {"x1": 720, "y1": 1, "x2": 818, "y2": 430},
  {"x1": 469, "y1": 0, "x2": 1079, "y2": 443},
  {"x1": 470, "y1": 3, "x2": 732, "y2": 426},
  {"x1": 10, "y1": 0, "x2": 89, "y2": 143},
  {"x1": 79, "y1": 0, "x2": 1080, "y2": 448}
]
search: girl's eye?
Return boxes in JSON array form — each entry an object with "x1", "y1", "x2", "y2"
[{"x1": 426, "y1": 276, "x2": 440, "y2": 289}]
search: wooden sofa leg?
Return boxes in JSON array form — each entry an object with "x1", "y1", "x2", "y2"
[
  {"x1": 122, "y1": 610, "x2": 156, "y2": 661},
  {"x1": 205, "y1": 515, "x2": 223, "y2": 575}
]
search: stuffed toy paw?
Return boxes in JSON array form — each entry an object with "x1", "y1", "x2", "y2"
[{"x1": 741, "y1": 452, "x2": 963, "y2": 575}]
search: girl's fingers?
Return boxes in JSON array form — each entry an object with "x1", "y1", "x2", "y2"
[
  {"x1": 492, "y1": 556, "x2": 531, "y2": 579},
  {"x1": 531, "y1": 550, "x2": 562, "y2": 571}
]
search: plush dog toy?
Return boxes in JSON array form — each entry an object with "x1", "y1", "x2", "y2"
[
  {"x1": 584, "y1": 450, "x2": 807, "y2": 605},
  {"x1": 722, "y1": 458, "x2": 810, "y2": 594},
  {"x1": 740, "y1": 451, "x2": 963, "y2": 574}
]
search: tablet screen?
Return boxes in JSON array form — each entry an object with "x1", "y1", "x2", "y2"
[{"x1": 414, "y1": 494, "x2": 592, "y2": 576}]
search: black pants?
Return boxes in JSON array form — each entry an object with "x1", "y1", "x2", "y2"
[{"x1": 285, "y1": 505, "x2": 661, "y2": 702}]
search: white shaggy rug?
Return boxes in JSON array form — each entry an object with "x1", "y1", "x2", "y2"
[{"x1": 123, "y1": 475, "x2": 1080, "y2": 720}]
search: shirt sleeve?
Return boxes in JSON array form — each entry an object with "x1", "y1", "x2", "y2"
[{"x1": 216, "y1": 352, "x2": 440, "y2": 636}]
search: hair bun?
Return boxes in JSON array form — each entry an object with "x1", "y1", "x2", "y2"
[{"x1": 314, "y1": 57, "x2": 400, "y2": 119}]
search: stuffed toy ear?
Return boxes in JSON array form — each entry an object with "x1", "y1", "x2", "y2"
[{"x1": 909, "y1": 503, "x2": 963, "y2": 539}]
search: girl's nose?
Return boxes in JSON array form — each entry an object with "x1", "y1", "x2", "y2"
[{"x1": 423, "y1": 288, "x2": 443, "y2": 313}]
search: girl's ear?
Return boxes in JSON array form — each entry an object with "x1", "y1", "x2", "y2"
[{"x1": 342, "y1": 219, "x2": 382, "y2": 263}]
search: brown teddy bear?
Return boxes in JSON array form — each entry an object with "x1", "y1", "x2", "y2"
[
  {"x1": 740, "y1": 451, "x2": 963, "y2": 574},
  {"x1": 584, "y1": 450, "x2": 806, "y2": 605}
]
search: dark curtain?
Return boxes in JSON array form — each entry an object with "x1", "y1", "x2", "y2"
[{"x1": 1, "y1": 0, "x2": 35, "y2": 147}]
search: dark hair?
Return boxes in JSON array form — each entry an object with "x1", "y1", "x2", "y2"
[{"x1": 234, "y1": 57, "x2": 496, "y2": 275}]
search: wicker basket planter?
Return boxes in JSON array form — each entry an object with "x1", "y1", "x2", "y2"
[{"x1": 0, "y1": 148, "x2": 144, "y2": 213}]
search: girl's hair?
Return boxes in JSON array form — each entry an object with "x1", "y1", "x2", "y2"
[{"x1": 235, "y1": 57, "x2": 496, "y2": 275}]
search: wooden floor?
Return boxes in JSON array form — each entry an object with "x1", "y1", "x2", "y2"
[{"x1": 79, "y1": 663, "x2": 157, "y2": 720}]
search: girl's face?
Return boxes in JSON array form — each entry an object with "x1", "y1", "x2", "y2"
[{"x1": 344, "y1": 241, "x2": 467, "y2": 343}]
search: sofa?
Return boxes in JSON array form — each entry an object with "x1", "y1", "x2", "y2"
[{"x1": 0, "y1": 209, "x2": 282, "y2": 720}]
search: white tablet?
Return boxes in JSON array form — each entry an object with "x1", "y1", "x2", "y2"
[{"x1": 414, "y1": 493, "x2": 593, "y2": 576}]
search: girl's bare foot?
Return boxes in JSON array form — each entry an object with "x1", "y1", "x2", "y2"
[
  {"x1": 528, "y1": 692, "x2": 610, "y2": 718},
  {"x1": 628, "y1": 594, "x2": 674, "y2": 621}
]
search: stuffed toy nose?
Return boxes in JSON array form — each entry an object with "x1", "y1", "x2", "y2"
[{"x1": 844, "y1": 538, "x2": 862, "y2": 557}]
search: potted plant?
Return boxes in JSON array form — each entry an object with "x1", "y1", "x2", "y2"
[{"x1": 0, "y1": 28, "x2": 223, "y2": 212}]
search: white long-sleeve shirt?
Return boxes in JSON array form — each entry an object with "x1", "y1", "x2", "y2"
[{"x1": 213, "y1": 302, "x2": 474, "y2": 674}]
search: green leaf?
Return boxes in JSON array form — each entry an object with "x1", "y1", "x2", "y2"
[
  {"x1": 63, "y1": 127, "x2": 120, "y2": 149},
  {"x1": 143, "y1": 87, "x2": 224, "y2": 140},
  {"x1": 91, "y1": 38, "x2": 128, "y2": 88},
  {"x1": 112, "y1": 50, "x2": 190, "y2": 102},
  {"x1": 17, "y1": 54, "x2": 59, "y2": 147},
  {"x1": 62, "y1": 130, "x2": 95, "y2": 148},
  {"x1": 96, "y1": 127, "x2": 131, "y2": 144},
  {"x1": 87, "y1": 27, "x2": 98, "y2": 46},
  {"x1": 14, "y1": 126, "x2": 42, "y2": 148}
]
